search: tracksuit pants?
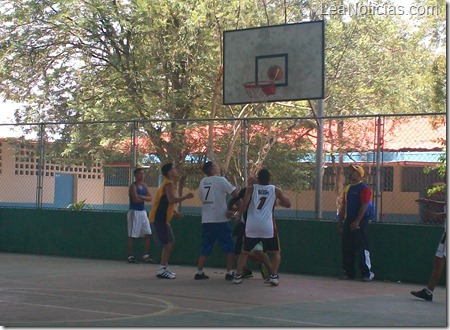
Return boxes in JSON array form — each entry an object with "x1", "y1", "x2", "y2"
[{"x1": 341, "y1": 218, "x2": 372, "y2": 278}]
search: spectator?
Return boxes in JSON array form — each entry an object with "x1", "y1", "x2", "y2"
[{"x1": 337, "y1": 164, "x2": 374, "y2": 281}]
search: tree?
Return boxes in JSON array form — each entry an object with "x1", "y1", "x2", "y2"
[
  {"x1": 0, "y1": 0, "x2": 446, "y2": 195},
  {"x1": 318, "y1": 0, "x2": 446, "y2": 208}
]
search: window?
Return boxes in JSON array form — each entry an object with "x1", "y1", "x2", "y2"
[
  {"x1": 104, "y1": 166, "x2": 130, "y2": 187},
  {"x1": 142, "y1": 167, "x2": 160, "y2": 187},
  {"x1": 321, "y1": 165, "x2": 394, "y2": 192},
  {"x1": 402, "y1": 167, "x2": 442, "y2": 192}
]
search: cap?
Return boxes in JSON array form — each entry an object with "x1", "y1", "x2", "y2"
[{"x1": 350, "y1": 164, "x2": 364, "y2": 178}]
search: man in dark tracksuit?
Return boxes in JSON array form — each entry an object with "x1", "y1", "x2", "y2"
[{"x1": 337, "y1": 164, "x2": 374, "y2": 282}]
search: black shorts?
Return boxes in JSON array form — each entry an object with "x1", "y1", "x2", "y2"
[
  {"x1": 242, "y1": 235, "x2": 280, "y2": 253},
  {"x1": 151, "y1": 222, "x2": 175, "y2": 245}
]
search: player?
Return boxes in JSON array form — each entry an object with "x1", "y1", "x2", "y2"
[
  {"x1": 127, "y1": 168, "x2": 153, "y2": 264},
  {"x1": 233, "y1": 168, "x2": 291, "y2": 286},
  {"x1": 149, "y1": 163, "x2": 194, "y2": 279},
  {"x1": 411, "y1": 198, "x2": 446, "y2": 301},
  {"x1": 194, "y1": 161, "x2": 239, "y2": 280},
  {"x1": 227, "y1": 179, "x2": 270, "y2": 280}
]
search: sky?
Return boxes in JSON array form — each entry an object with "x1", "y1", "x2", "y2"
[
  {"x1": 0, "y1": 100, "x2": 19, "y2": 123},
  {"x1": 0, "y1": 100, "x2": 23, "y2": 137}
]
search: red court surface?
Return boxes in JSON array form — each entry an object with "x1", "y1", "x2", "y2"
[{"x1": 0, "y1": 253, "x2": 447, "y2": 327}]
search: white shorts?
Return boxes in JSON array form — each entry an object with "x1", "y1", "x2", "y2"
[{"x1": 127, "y1": 210, "x2": 151, "y2": 238}]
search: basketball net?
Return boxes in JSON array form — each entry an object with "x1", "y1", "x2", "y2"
[{"x1": 243, "y1": 81, "x2": 276, "y2": 102}]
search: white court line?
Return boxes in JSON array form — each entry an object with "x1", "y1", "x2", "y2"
[
  {"x1": 2, "y1": 288, "x2": 176, "y2": 325},
  {"x1": 8, "y1": 301, "x2": 135, "y2": 317},
  {"x1": 7, "y1": 289, "x2": 169, "y2": 309}
]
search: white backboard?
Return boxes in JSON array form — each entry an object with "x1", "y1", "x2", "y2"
[{"x1": 223, "y1": 21, "x2": 325, "y2": 105}]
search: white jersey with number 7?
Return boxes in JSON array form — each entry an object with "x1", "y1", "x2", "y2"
[{"x1": 199, "y1": 175, "x2": 236, "y2": 223}]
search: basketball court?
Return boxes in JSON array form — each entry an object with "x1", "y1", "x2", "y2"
[{"x1": 0, "y1": 253, "x2": 446, "y2": 327}]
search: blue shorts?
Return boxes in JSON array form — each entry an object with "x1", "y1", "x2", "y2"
[{"x1": 200, "y1": 222, "x2": 234, "y2": 256}]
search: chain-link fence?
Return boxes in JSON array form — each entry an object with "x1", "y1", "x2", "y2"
[{"x1": 0, "y1": 113, "x2": 445, "y2": 225}]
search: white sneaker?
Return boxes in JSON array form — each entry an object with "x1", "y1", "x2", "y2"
[
  {"x1": 268, "y1": 274, "x2": 279, "y2": 286},
  {"x1": 363, "y1": 271, "x2": 375, "y2": 282},
  {"x1": 156, "y1": 268, "x2": 176, "y2": 279},
  {"x1": 232, "y1": 274, "x2": 243, "y2": 284},
  {"x1": 166, "y1": 268, "x2": 176, "y2": 276}
]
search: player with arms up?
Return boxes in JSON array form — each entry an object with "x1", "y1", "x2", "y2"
[
  {"x1": 233, "y1": 168, "x2": 291, "y2": 286},
  {"x1": 194, "y1": 161, "x2": 239, "y2": 280}
]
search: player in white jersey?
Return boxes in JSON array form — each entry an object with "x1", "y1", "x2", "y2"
[
  {"x1": 233, "y1": 168, "x2": 291, "y2": 286},
  {"x1": 194, "y1": 161, "x2": 239, "y2": 280},
  {"x1": 245, "y1": 184, "x2": 277, "y2": 238}
]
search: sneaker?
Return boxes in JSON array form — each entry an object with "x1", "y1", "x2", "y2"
[
  {"x1": 142, "y1": 255, "x2": 156, "y2": 264},
  {"x1": 411, "y1": 288, "x2": 433, "y2": 301},
  {"x1": 233, "y1": 273, "x2": 243, "y2": 284},
  {"x1": 225, "y1": 272, "x2": 235, "y2": 281},
  {"x1": 194, "y1": 273, "x2": 209, "y2": 280},
  {"x1": 156, "y1": 268, "x2": 176, "y2": 279},
  {"x1": 258, "y1": 263, "x2": 269, "y2": 280},
  {"x1": 127, "y1": 256, "x2": 139, "y2": 264},
  {"x1": 166, "y1": 268, "x2": 176, "y2": 276},
  {"x1": 363, "y1": 272, "x2": 375, "y2": 282},
  {"x1": 242, "y1": 267, "x2": 253, "y2": 278},
  {"x1": 268, "y1": 274, "x2": 279, "y2": 286}
]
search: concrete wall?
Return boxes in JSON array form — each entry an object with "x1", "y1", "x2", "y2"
[{"x1": 0, "y1": 208, "x2": 445, "y2": 285}]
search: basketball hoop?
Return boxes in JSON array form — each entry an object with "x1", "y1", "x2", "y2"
[{"x1": 243, "y1": 81, "x2": 276, "y2": 100}]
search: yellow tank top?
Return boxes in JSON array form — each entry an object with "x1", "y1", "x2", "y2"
[{"x1": 148, "y1": 179, "x2": 175, "y2": 224}]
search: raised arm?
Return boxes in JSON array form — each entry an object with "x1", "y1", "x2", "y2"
[
  {"x1": 238, "y1": 185, "x2": 253, "y2": 217},
  {"x1": 164, "y1": 182, "x2": 194, "y2": 204},
  {"x1": 275, "y1": 187, "x2": 291, "y2": 208}
]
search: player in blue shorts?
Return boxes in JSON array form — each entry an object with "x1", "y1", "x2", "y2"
[{"x1": 195, "y1": 161, "x2": 239, "y2": 280}]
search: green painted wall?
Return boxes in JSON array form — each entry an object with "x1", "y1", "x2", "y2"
[{"x1": 0, "y1": 208, "x2": 445, "y2": 285}]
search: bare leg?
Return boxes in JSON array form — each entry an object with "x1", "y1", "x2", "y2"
[
  {"x1": 127, "y1": 237, "x2": 134, "y2": 256},
  {"x1": 427, "y1": 256, "x2": 446, "y2": 291},
  {"x1": 236, "y1": 252, "x2": 250, "y2": 275},
  {"x1": 143, "y1": 234, "x2": 151, "y2": 256},
  {"x1": 197, "y1": 255, "x2": 208, "y2": 271},
  {"x1": 225, "y1": 253, "x2": 234, "y2": 272},
  {"x1": 270, "y1": 251, "x2": 281, "y2": 274},
  {"x1": 160, "y1": 242, "x2": 174, "y2": 266},
  {"x1": 257, "y1": 251, "x2": 274, "y2": 274},
  {"x1": 249, "y1": 251, "x2": 268, "y2": 263}
]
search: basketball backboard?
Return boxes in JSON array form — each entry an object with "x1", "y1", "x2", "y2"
[{"x1": 223, "y1": 21, "x2": 325, "y2": 105}]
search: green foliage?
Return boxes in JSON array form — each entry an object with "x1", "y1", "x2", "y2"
[
  {"x1": 66, "y1": 199, "x2": 94, "y2": 211},
  {"x1": 424, "y1": 148, "x2": 446, "y2": 196},
  {"x1": 0, "y1": 0, "x2": 446, "y2": 187}
]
